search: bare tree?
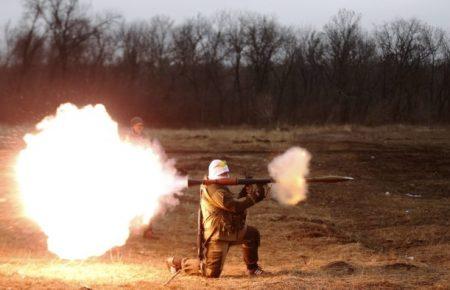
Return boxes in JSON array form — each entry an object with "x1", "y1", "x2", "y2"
[
  {"x1": 170, "y1": 16, "x2": 209, "y2": 123},
  {"x1": 323, "y1": 9, "x2": 364, "y2": 122},
  {"x1": 271, "y1": 26, "x2": 298, "y2": 122},
  {"x1": 10, "y1": 2, "x2": 46, "y2": 74},
  {"x1": 375, "y1": 18, "x2": 431, "y2": 121},
  {"x1": 197, "y1": 14, "x2": 228, "y2": 124},
  {"x1": 28, "y1": 0, "x2": 115, "y2": 75},
  {"x1": 243, "y1": 14, "x2": 283, "y2": 124},
  {"x1": 223, "y1": 12, "x2": 248, "y2": 123}
]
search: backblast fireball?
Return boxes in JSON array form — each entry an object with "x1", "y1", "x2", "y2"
[{"x1": 15, "y1": 103, "x2": 186, "y2": 260}]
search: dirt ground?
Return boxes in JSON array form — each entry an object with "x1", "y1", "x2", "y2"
[{"x1": 0, "y1": 125, "x2": 449, "y2": 289}]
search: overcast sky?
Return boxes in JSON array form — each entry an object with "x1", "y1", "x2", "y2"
[{"x1": 1, "y1": 0, "x2": 449, "y2": 30}]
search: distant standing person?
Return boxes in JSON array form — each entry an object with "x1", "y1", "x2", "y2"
[
  {"x1": 125, "y1": 116, "x2": 146, "y2": 145},
  {"x1": 125, "y1": 116, "x2": 154, "y2": 240}
]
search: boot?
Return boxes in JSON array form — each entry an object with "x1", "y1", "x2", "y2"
[{"x1": 247, "y1": 264, "x2": 266, "y2": 276}]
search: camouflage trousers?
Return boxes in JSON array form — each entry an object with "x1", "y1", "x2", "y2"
[{"x1": 181, "y1": 226, "x2": 260, "y2": 278}]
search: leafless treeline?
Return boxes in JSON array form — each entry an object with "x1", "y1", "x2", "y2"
[{"x1": 1, "y1": 0, "x2": 449, "y2": 126}]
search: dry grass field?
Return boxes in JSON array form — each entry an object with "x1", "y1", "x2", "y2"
[{"x1": 0, "y1": 125, "x2": 449, "y2": 289}]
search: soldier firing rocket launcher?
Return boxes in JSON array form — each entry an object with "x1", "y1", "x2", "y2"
[
  {"x1": 165, "y1": 154, "x2": 354, "y2": 283},
  {"x1": 186, "y1": 146, "x2": 353, "y2": 206},
  {"x1": 186, "y1": 146, "x2": 354, "y2": 205}
]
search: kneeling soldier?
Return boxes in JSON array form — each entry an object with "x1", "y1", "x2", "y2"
[{"x1": 167, "y1": 159, "x2": 266, "y2": 277}]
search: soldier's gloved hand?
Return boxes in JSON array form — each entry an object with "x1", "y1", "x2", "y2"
[
  {"x1": 244, "y1": 184, "x2": 255, "y2": 195},
  {"x1": 238, "y1": 184, "x2": 253, "y2": 198},
  {"x1": 256, "y1": 184, "x2": 267, "y2": 200},
  {"x1": 248, "y1": 184, "x2": 266, "y2": 203}
]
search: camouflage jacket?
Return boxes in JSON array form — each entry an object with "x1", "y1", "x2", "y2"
[{"x1": 200, "y1": 184, "x2": 256, "y2": 242}]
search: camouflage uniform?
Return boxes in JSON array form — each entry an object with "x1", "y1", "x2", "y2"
[{"x1": 179, "y1": 183, "x2": 263, "y2": 277}]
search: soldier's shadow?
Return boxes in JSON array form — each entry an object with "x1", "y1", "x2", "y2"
[{"x1": 220, "y1": 269, "x2": 307, "y2": 279}]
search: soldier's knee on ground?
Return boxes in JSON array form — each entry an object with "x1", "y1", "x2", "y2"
[
  {"x1": 204, "y1": 255, "x2": 225, "y2": 278},
  {"x1": 203, "y1": 241, "x2": 229, "y2": 278}
]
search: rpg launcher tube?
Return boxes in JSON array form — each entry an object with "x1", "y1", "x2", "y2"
[{"x1": 187, "y1": 176, "x2": 353, "y2": 187}]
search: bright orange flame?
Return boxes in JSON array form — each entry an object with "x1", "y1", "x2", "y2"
[{"x1": 15, "y1": 103, "x2": 186, "y2": 260}]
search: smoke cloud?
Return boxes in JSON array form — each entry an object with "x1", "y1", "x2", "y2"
[{"x1": 268, "y1": 147, "x2": 311, "y2": 205}]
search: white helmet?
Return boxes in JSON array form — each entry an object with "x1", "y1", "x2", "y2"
[{"x1": 208, "y1": 159, "x2": 230, "y2": 180}]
